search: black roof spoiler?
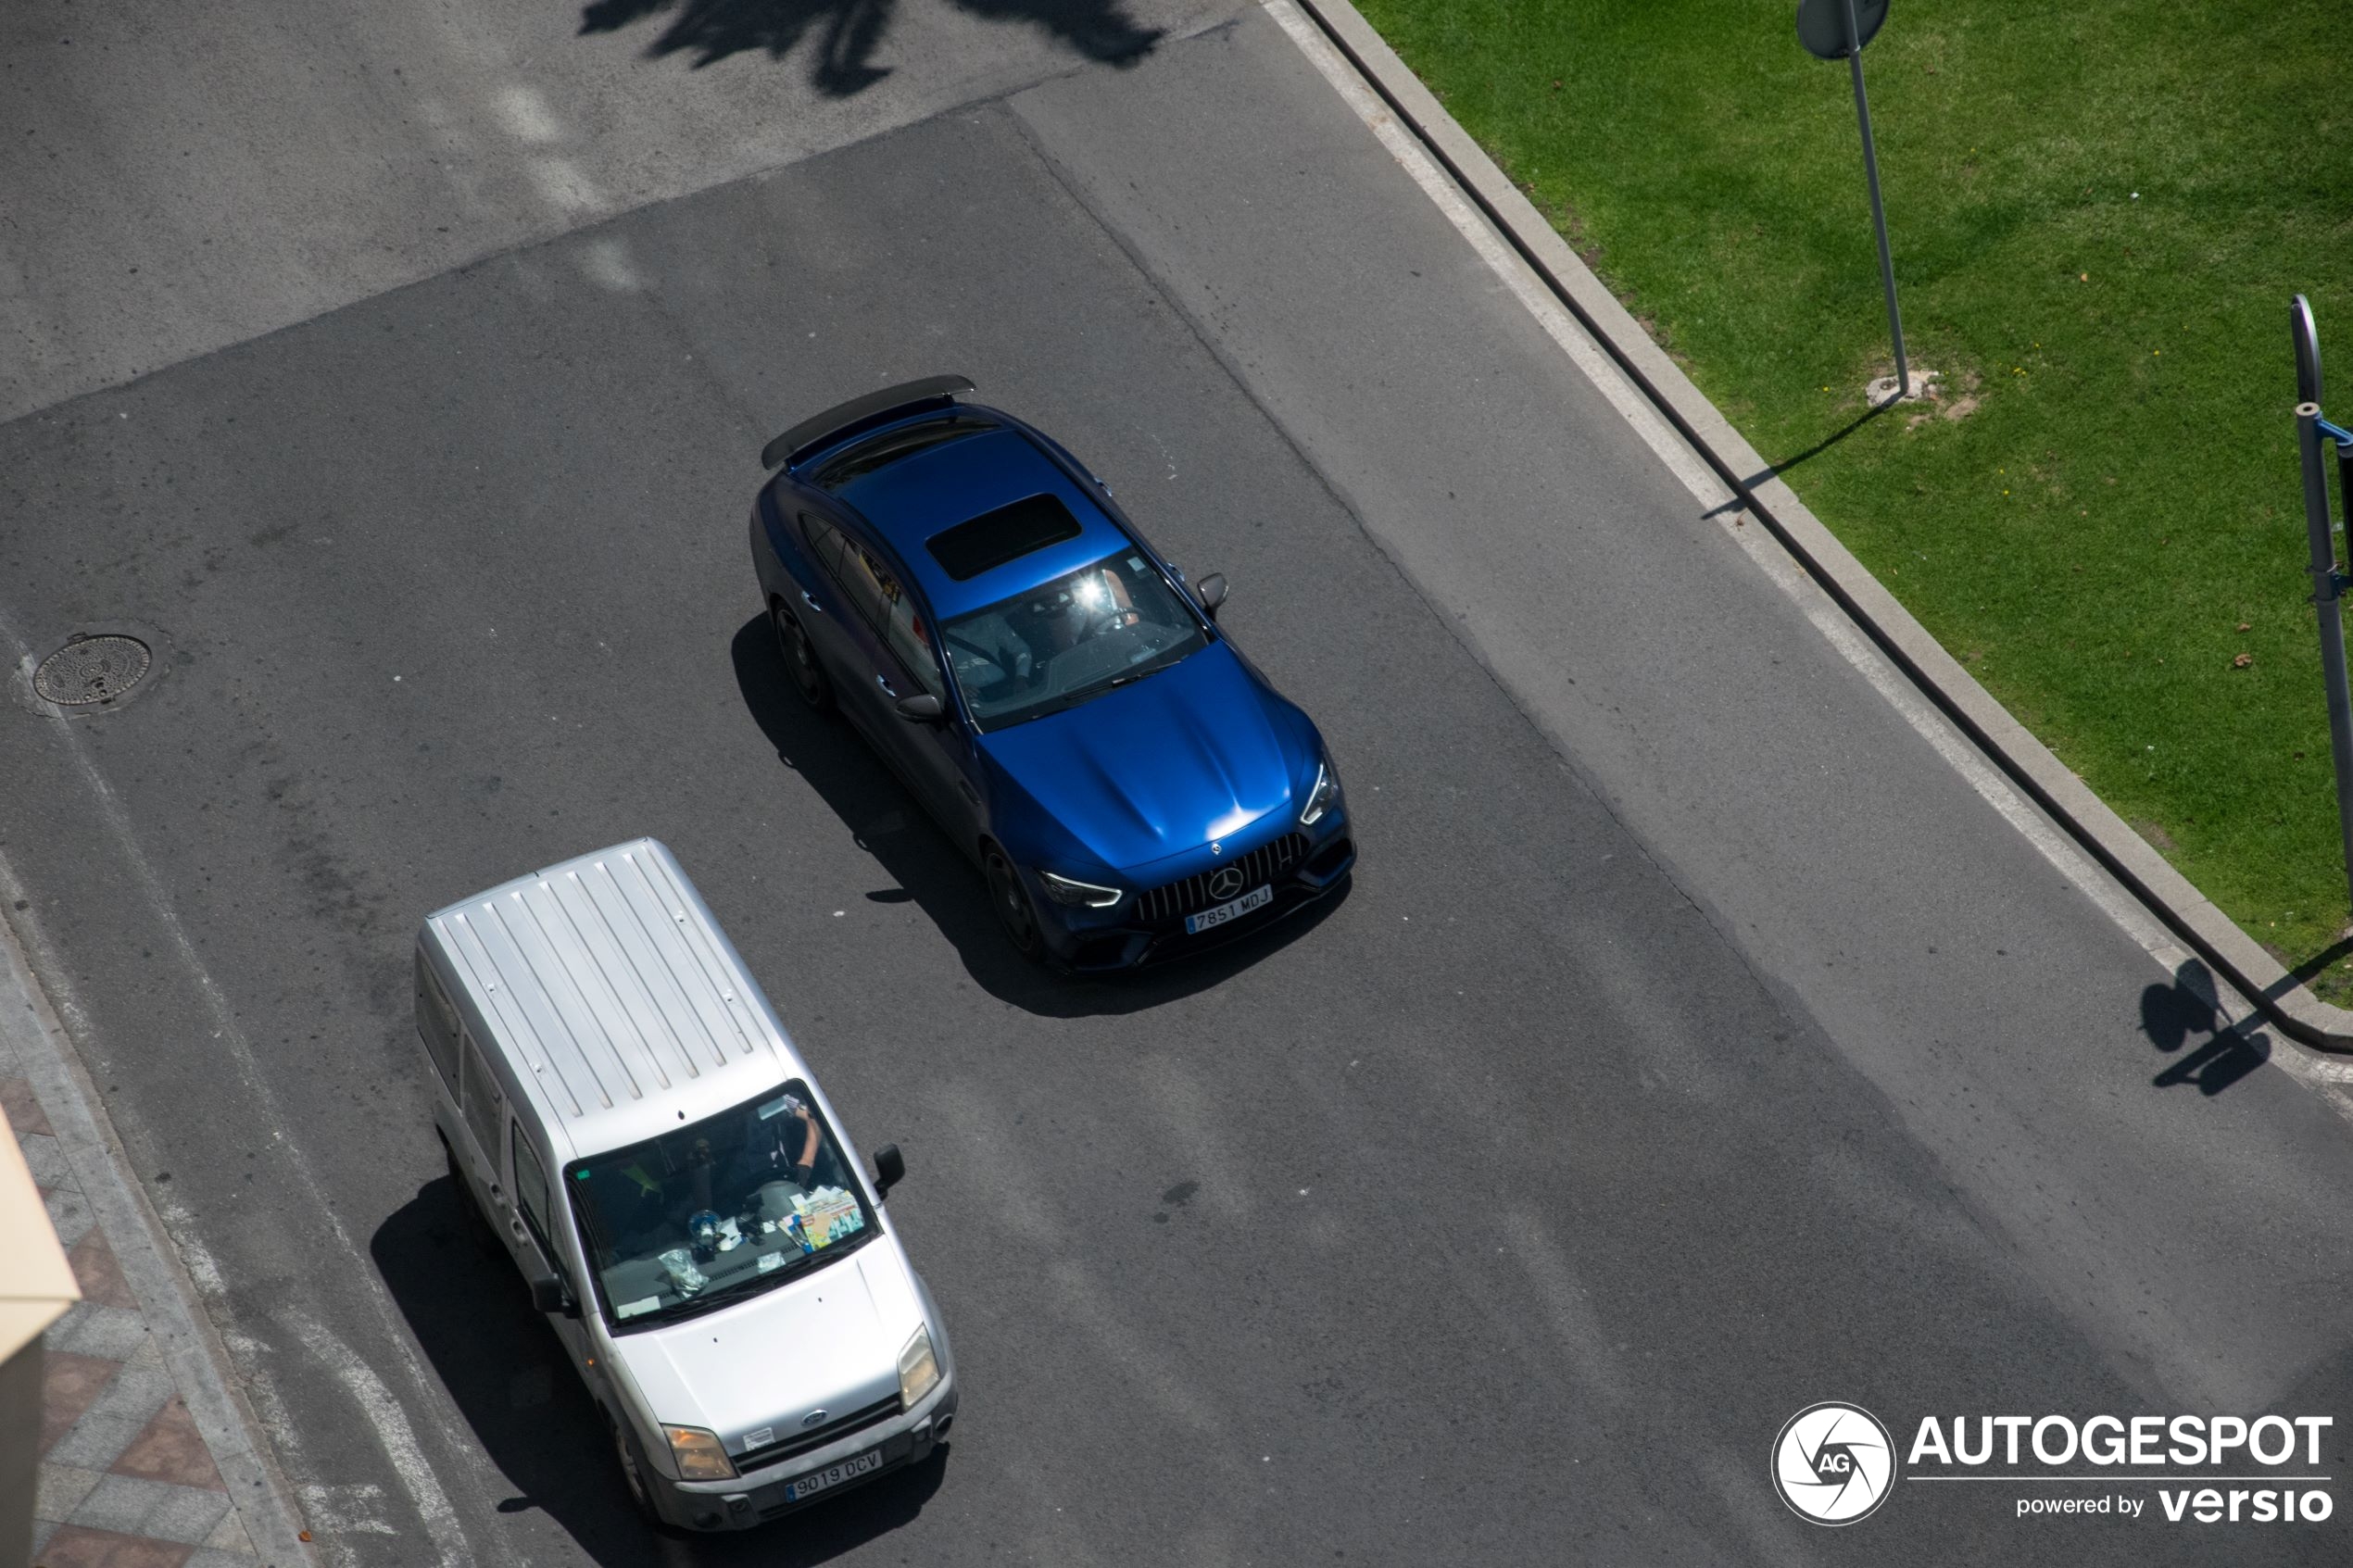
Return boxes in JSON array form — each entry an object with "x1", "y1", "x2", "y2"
[{"x1": 760, "y1": 374, "x2": 976, "y2": 472}]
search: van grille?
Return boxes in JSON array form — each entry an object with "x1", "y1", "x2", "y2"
[
  {"x1": 1135, "y1": 833, "x2": 1307, "y2": 924},
  {"x1": 737, "y1": 1394, "x2": 901, "y2": 1472}
]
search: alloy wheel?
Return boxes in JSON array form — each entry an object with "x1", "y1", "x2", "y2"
[
  {"x1": 774, "y1": 604, "x2": 833, "y2": 712},
  {"x1": 984, "y1": 849, "x2": 1046, "y2": 961}
]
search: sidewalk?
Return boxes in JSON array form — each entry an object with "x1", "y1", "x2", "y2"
[{"x1": 0, "y1": 907, "x2": 309, "y2": 1568}]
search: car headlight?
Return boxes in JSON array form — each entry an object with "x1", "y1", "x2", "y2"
[
  {"x1": 899, "y1": 1324, "x2": 942, "y2": 1409},
  {"x1": 1038, "y1": 870, "x2": 1124, "y2": 908},
  {"x1": 665, "y1": 1424, "x2": 738, "y2": 1481},
  {"x1": 1300, "y1": 759, "x2": 1342, "y2": 825}
]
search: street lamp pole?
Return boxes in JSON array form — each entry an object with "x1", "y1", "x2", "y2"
[{"x1": 1843, "y1": 0, "x2": 1907, "y2": 399}]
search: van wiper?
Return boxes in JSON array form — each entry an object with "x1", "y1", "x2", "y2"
[
  {"x1": 662, "y1": 1267, "x2": 792, "y2": 1322},
  {"x1": 657, "y1": 1229, "x2": 877, "y2": 1322}
]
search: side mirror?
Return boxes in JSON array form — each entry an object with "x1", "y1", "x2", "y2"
[
  {"x1": 872, "y1": 1144, "x2": 906, "y2": 1199},
  {"x1": 895, "y1": 693, "x2": 944, "y2": 723},
  {"x1": 530, "y1": 1273, "x2": 579, "y2": 1319},
  {"x1": 1195, "y1": 572, "x2": 1228, "y2": 619}
]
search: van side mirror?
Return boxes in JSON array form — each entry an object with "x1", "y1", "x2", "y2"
[
  {"x1": 895, "y1": 693, "x2": 944, "y2": 723},
  {"x1": 872, "y1": 1144, "x2": 906, "y2": 1199},
  {"x1": 1195, "y1": 572, "x2": 1228, "y2": 619},
  {"x1": 531, "y1": 1273, "x2": 579, "y2": 1319}
]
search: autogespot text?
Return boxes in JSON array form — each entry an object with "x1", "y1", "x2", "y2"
[{"x1": 1907, "y1": 1414, "x2": 2335, "y2": 1525}]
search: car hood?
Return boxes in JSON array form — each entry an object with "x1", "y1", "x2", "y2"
[
  {"x1": 607, "y1": 1239, "x2": 919, "y2": 1458},
  {"x1": 980, "y1": 643, "x2": 1303, "y2": 873}
]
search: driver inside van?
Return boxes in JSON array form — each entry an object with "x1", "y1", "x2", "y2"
[{"x1": 750, "y1": 1091, "x2": 823, "y2": 1190}]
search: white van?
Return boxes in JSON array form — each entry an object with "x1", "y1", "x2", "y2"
[{"x1": 413, "y1": 838, "x2": 956, "y2": 1530}]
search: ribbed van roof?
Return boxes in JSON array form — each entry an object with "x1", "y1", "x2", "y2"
[{"x1": 423, "y1": 839, "x2": 796, "y2": 1159}]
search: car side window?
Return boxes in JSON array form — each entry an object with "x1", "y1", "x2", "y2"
[
  {"x1": 885, "y1": 593, "x2": 949, "y2": 703},
  {"x1": 834, "y1": 539, "x2": 897, "y2": 633},
  {"x1": 512, "y1": 1125, "x2": 554, "y2": 1259},
  {"x1": 799, "y1": 513, "x2": 846, "y2": 579}
]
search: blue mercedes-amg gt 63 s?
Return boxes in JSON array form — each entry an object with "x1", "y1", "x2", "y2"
[{"x1": 749, "y1": 375, "x2": 1354, "y2": 971}]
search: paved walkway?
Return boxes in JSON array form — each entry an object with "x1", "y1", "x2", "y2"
[{"x1": 2, "y1": 909, "x2": 308, "y2": 1568}]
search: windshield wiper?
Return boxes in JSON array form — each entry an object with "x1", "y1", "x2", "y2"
[
  {"x1": 641, "y1": 1228, "x2": 876, "y2": 1325},
  {"x1": 1044, "y1": 657, "x2": 1177, "y2": 716}
]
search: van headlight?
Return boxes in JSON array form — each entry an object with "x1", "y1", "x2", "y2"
[
  {"x1": 665, "y1": 1424, "x2": 738, "y2": 1481},
  {"x1": 1300, "y1": 759, "x2": 1342, "y2": 825},
  {"x1": 899, "y1": 1324, "x2": 942, "y2": 1409},
  {"x1": 1038, "y1": 871, "x2": 1124, "y2": 909}
]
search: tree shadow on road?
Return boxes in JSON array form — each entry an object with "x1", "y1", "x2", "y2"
[
  {"x1": 371, "y1": 1171, "x2": 947, "y2": 1568},
  {"x1": 579, "y1": 0, "x2": 1164, "y2": 89},
  {"x1": 728, "y1": 615, "x2": 1340, "y2": 1018},
  {"x1": 2140, "y1": 957, "x2": 2269, "y2": 1096}
]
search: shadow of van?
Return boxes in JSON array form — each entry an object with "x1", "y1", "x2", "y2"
[{"x1": 369, "y1": 1173, "x2": 946, "y2": 1567}]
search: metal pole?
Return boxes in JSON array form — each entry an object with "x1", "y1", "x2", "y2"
[
  {"x1": 2296, "y1": 398, "x2": 2353, "y2": 916},
  {"x1": 1844, "y1": 0, "x2": 1907, "y2": 399}
]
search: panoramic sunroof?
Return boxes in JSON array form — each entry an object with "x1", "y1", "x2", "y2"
[{"x1": 925, "y1": 494, "x2": 1083, "y2": 582}]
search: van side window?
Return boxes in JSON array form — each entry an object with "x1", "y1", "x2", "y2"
[
  {"x1": 413, "y1": 950, "x2": 460, "y2": 1089},
  {"x1": 512, "y1": 1128, "x2": 553, "y2": 1258},
  {"x1": 459, "y1": 1032, "x2": 503, "y2": 1164}
]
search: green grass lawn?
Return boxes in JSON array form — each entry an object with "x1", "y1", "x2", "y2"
[{"x1": 1350, "y1": 0, "x2": 2353, "y2": 994}]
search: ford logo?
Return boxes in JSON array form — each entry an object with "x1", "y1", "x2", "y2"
[
  {"x1": 799, "y1": 1410, "x2": 829, "y2": 1429},
  {"x1": 1208, "y1": 867, "x2": 1244, "y2": 900}
]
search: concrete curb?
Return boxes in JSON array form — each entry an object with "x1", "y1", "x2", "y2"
[{"x1": 1285, "y1": 0, "x2": 2353, "y2": 1053}]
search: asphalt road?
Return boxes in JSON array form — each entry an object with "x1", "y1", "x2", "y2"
[{"x1": 5, "y1": 5, "x2": 2351, "y2": 1565}]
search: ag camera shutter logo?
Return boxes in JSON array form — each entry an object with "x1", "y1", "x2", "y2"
[{"x1": 1773, "y1": 1402, "x2": 1897, "y2": 1524}]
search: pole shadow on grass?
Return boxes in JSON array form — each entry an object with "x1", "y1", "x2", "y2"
[
  {"x1": 728, "y1": 615, "x2": 1343, "y2": 1019},
  {"x1": 2140, "y1": 957, "x2": 2269, "y2": 1096},
  {"x1": 1702, "y1": 400, "x2": 1897, "y2": 521},
  {"x1": 369, "y1": 1170, "x2": 947, "y2": 1567},
  {"x1": 579, "y1": 0, "x2": 1163, "y2": 89},
  {"x1": 2278, "y1": 934, "x2": 2353, "y2": 991}
]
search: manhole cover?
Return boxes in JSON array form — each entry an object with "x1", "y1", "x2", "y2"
[{"x1": 33, "y1": 634, "x2": 152, "y2": 707}]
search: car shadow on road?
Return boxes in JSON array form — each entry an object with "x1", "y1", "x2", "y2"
[
  {"x1": 729, "y1": 615, "x2": 1340, "y2": 1018},
  {"x1": 2140, "y1": 957, "x2": 2269, "y2": 1096},
  {"x1": 578, "y1": 0, "x2": 1163, "y2": 88},
  {"x1": 370, "y1": 1173, "x2": 947, "y2": 1568}
]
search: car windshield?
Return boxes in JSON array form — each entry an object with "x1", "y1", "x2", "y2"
[
  {"x1": 938, "y1": 550, "x2": 1206, "y2": 731},
  {"x1": 565, "y1": 1081, "x2": 875, "y2": 1333}
]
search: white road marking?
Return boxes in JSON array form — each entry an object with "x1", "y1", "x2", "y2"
[
  {"x1": 286, "y1": 1310, "x2": 472, "y2": 1568},
  {"x1": 153, "y1": 1195, "x2": 230, "y2": 1299},
  {"x1": 298, "y1": 1483, "x2": 401, "y2": 1537},
  {"x1": 1263, "y1": 0, "x2": 2353, "y2": 1120}
]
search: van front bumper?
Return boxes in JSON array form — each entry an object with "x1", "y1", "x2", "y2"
[{"x1": 653, "y1": 1374, "x2": 959, "y2": 1532}]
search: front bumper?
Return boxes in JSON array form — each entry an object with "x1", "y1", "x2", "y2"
[
  {"x1": 650, "y1": 1373, "x2": 960, "y2": 1532},
  {"x1": 1037, "y1": 815, "x2": 1355, "y2": 972}
]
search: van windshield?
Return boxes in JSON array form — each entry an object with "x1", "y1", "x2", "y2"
[{"x1": 564, "y1": 1081, "x2": 875, "y2": 1332}]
